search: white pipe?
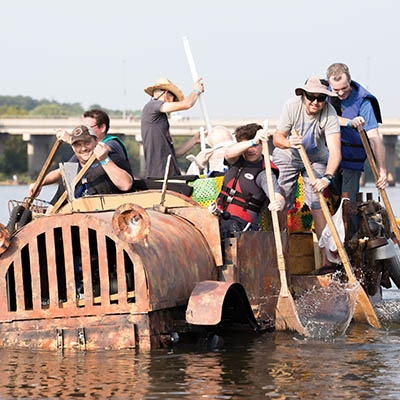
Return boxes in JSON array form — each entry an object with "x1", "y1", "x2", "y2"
[
  {"x1": 199, "y1": 126, "x2": 208, "y2": 175},
  {"x1": 199, "y1": 126, "x2": 206, "y2": 152},
  {"x1": 182, "y1": 36, "x2": 213, "y2": 134}
]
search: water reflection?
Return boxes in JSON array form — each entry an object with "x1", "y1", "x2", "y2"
[
  {"x1": 1, "y1": 185, "x2": 400, "y2": 398},
  {"x1": 0, "y1": 321, "x2": 399, "y2": 398}
]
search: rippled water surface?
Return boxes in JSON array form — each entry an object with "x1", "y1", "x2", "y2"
[
  {"x1": 0, "y1": 184, "x2": 400, "y2": 399},
  {"x1": 0, "y1": 321, "x2": 400, "y2": 399}
]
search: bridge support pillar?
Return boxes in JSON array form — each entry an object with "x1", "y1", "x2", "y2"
[
  {"x1": 383, "y1": 135, "x2": 397, "y2": 186},
  {"x1": 0, "y1": 133, "x2": 9, "y2": 158},
  {"x1": 23, "y1": 134, "x2": 53, "y2": 178}
]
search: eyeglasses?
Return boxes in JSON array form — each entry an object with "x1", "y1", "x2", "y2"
[
  {"x1": 89, "y1": 124, "x2": 98, "y2": 129},
  {"x1": 304, "y1": 92, "x2": 327, "y2": 103}
]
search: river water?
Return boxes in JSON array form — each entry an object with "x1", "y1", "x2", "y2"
[{"x1": 1, "y1": 184, "x2": 400, "y2": 399}]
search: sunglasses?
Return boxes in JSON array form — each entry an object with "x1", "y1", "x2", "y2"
[{"x1": 304, "y1": 92, "x2": 327, "y2": 103}]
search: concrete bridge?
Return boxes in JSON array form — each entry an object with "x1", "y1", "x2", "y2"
[{"x1": 0, "y1": 117, "x2": 399, "y2": 181}]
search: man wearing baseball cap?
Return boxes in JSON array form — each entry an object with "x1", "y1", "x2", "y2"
[{"x1": 30, "y1": 125, "x2": 133, "y2": 211}]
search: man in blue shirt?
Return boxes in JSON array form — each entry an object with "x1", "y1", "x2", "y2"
[{"x1": 327, "y1": 63, "x2": 387, "y2": 237}]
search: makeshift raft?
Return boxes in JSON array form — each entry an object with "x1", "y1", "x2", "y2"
[{"x1": 0, "y1": 177, "x2": 397, "y2": 350}]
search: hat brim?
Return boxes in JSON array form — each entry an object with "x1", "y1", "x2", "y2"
[
  {"x1": 295, "y1": 87, "x2": 337, "y2": 97},
  {"x1": 144, "y1": 82, "x2": 184, "y2": 102}
]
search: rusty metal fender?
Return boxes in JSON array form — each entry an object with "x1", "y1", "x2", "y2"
[{"x1": 185, "y1": 280, "x2": 258, "y2": 328}]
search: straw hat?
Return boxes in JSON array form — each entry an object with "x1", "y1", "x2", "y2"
[
  {"x1": 144, "y1": 78, "x2": 184, "y2": 102},
  {"x1": 295, "y1": 77, "x2": 337, "y2": 97}
]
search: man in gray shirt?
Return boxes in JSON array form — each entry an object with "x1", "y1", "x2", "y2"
[{"x1": 272, "y1": 77, "x2": 341, "y2": 265}]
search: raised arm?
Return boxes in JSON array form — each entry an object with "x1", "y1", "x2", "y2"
[{"x1": 94, "y1": 142, "x2": 133, "y2": 191}]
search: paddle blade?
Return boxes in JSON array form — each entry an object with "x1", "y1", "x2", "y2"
[
  {"x1": 353, "y1": 282, "x2": 381, "y2": 328},
  {"x1": 275, "y1": 293, "x2": 308, "y2": 335},
  {"x1": 60, "y1": 162, "x2": 79, "y2": 201}
]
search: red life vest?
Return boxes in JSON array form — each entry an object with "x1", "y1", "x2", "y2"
[{"x1": 217, "y1": 157, "x2": 279, "y2": 223}]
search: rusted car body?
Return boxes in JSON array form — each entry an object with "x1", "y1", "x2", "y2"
[
  {"x1": 0, "y1": 187, "x2": 395, "y2": 351},
  {"x1": 0, "y1": 190, "x2": 288, "y2": 350}
]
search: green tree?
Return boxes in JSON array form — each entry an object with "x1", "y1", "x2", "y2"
[
  {"x1": 123, "y1": 137, "x2": 141, "y2": 174},
  {"x1": 29, "y1": 104, "x2": 70, "y2": 117},
  {"x1": 0, "y1": 95, "x2": 39, "y2": 111},
  {"x1": 0, "y1": 106, "x2": 28, "y2": 117},
  {"x1": 0, "y1": 135, "x2": 27, "y2": 175}
]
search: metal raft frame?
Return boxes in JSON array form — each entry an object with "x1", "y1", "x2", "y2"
[
  {"x1": 0, "y1": 212, "x2": 148, "y2": 350},
  {"x1": 0, "y1": 193, "x2": 222, "y2": 351}
]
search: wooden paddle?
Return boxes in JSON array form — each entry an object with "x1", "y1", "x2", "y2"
[
  {"x1": 50, "y1": 153, "x2": 97, "y2": 214},
  {"x1": 25, "y1": 138, "x2": 62, "y2": 209},
  {"x1": 159, "y1": 154, "x2": 171, "y2": 212},
  {"x1": 292, "y1": 129, "x2": 381, "y2": 328},
  {"x1": 357, "y1": 126, "x2": 400, "y2": 243},
  {"x1": 262, "y1": 139, "x2": 307, "y2": 335}
]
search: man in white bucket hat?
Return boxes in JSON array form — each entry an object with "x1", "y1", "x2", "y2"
[
  {"x1": 272, "y1": 77, "x2": 341, "y2": 265},
  {"x1": 141, "y1": 77, "x2": 204, "y2": 177}
]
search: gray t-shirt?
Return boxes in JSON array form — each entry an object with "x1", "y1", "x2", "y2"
[
  {"x1": 140, "y1": 99, "x2": 181, "y2": 177},
  {"x1": 273, "y1": 96, "x2": 340, "y2": 163}
]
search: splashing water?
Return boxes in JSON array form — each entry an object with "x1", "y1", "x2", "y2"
[
  {"x1": 375, "y1": 300, "x2": 400, "y2": 329},
  {"x1": 295, "y1": 277, "x2": 359, "y2": 339}
]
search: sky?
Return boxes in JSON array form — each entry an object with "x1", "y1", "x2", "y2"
[{"x1": 1, "y1": 0, "x2": 399, "y2": 121}]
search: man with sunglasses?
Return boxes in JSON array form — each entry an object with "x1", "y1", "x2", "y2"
[
  {"x1": 272, "y1": 77, "x2": 341, "y2": 265},
  {"x1": 141, "y1": 77, "x2": 204, "y2": 177},
  {"x1": 327, "y1": 63, "x2": 387, "y2": 238}
]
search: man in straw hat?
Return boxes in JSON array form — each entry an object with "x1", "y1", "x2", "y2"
[
  {"x1": 272, "y1": 77, "x2": 341, "y2": 265},
  {"x1": 141, "y1": 77, "x2": 204, "y2": 177}
]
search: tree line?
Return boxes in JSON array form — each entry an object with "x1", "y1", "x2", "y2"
[
  {"x1": 0, "y1": 95, "x2": 195, "y2": 182},
  {"x1": 0, "y1": 95, "x2": 143, "y2": 118}
]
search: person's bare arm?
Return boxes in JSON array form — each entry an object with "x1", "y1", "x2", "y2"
[
  {"x1": 94, "y1": 143, "x2": 133, "y2": 191},
  {"x1": 367, "y1": 127, "x2": 387, "y2": 189},
  {"x1": 324, "y1": 132, "x2": 342, "y2": 176},
  {"x1": 225, "y1": 129, "x2": 266, "y2": 164},
  {"x1": 175, "y1": 131, "x2": 201, "y2": 157},
  {"x1": 28, "y1": 168, "x2": 61, "y2": 198},
  {"x1": 224, "y1": 140, "x2": 253, "y2": 165},
  {"x1": 309, "y1": 132, "x2": 341, "y2": 192},
  {"x1": 273, "y1": 130, "x2": 303, "y2": 149},
  {"x1": 160, "y1": 78, "x2": 204, "y2": 113}
]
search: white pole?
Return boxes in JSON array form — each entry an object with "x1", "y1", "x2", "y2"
[
  {"x1": 199, "y1": 126, "x2": 208, "y2": 175},
  {"x1": 182, "y1": 36, "x2": 213, "y2": 134},
  {"x1": 199, "y1": 126, "x2": 206, "y2": 152}
]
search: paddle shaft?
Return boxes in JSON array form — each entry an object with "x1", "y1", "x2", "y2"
[
  {"x1": 262, "y1": 141, "x2": 290, "y2": 295},
  {"x1": 294, "y1": 137, "x2": 356, "y2": 282},
  {"x1": 50, "y1": 153, "x2": 97, "y2": 214},
  {"x1": 357, "y1": 126, "x2": 400, "y2": 243},
  {"x1": 182, "y1": 36, "x2": 212, "y2": 133},
  {"x1": 293, "y1": 130, "x2": 380, "y2": 327},
  {"x1": 25, "y1": 139, "x2": 62, "y2": 209},
  {"x1": 160, "y1": 154, "x2": 171, "y2": 207}
]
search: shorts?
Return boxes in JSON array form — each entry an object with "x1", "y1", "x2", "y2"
[{"x1": 273, "y1": 154, "x2": 326, "y2": 210}]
